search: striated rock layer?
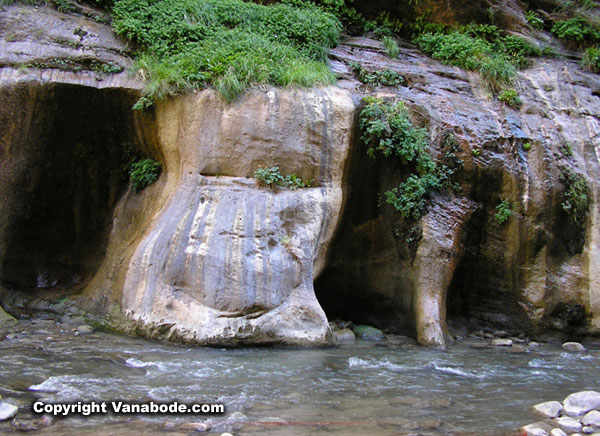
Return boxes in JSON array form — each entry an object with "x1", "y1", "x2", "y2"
[
  {"x1": 116, "y1": 89, "x2": 355, "y2": 345},
  {"x1": 318, "y1": 37, "x2": 600, "y2": 348},
  {"x1": 2, "y1": 4, "x2": 600, "y2": 348}
]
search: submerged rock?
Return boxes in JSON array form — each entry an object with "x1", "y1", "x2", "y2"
[
  {"x1": 76, "y1": 324, "x2": 94, "y2": 335},
  {"x1": 334, "y1": 328, "x2": 356, "y2": 342},
  {"x1": 352, "y1": 325, "x2": 384, "y2": 341},
  {"x1": 533, "y1": 401, "x2": 563, "y2": 419},
  {"x1": 227, "y1": 411, "x2": 248, "y2": 422},
  {"x1": 180, "y1": 422, "x2": 211, "y2": 432},
  {"x1": 0, "y1": 401, "x2": 18, "y2": 421},
  {"x1": 492, "y1": 338, "x2": 513, "y2": 347}
]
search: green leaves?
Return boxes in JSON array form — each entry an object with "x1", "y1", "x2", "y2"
[
  {"x1": 359, "y1": 98, "x2": 463, "y2": 220},
  {"x1": 254, "y1": 167, "x2": 313, "y2": 189},
  {"x1": 495, "y1": 200, "x2": 512, "y2": 224},
  {"x1": 129, "y1": 159, "x2": 162, "y2": 191},
  {"x1": 360, "y1": 98, "x2": 427, "y2": 161},
  {"x1": 560, "y1": 168, "x2": 590, "y2": 226},
  {"x1": 414, "y1": 26, "x2": 540, "y2": 91},
  {"x1": 113, "y1": 0, "x2": 342, "y2": 105},
  {"x1": 551, "y1": 18, "x2": 600, "y2": 43}
]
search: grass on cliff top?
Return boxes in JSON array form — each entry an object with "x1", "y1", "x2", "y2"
[
  {"x1": 111, "y1": 0, "x2": 341, "y2": 106},
  {"x1": 415, "y1": 24, "x2": 541, "y2": 91}
]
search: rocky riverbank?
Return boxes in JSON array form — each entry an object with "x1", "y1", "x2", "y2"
[{"x1": 522, "y1": 391, "x2": 600, "y2": 436}]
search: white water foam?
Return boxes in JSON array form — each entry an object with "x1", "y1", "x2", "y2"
[
  {"x1": 430, "y1": 362, "x2": 486, "y2": 379},
  {"x1": 125, "y1": 357, "x2": 167, "y2": 371},
  {"x1": 348, "y1": 357, "x2": 407, "y2": 371},
  {"x1": 29, "y1": 375, "x2": 114, "y2": 401}
]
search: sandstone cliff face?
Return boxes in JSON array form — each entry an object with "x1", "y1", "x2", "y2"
[
  {"x1": 318, "y1": 37, "x2": 600, "y2": 348},
  {"x1": 115, "y1": 88, "x2": 355, "y2": 345},
  {"x1": 1, "y1": 4, "x2": 600, "y2": 348}
]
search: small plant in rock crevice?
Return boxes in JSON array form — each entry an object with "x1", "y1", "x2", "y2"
[
  {"x1": 498, "y1": 89, "x2": 523, "y2": 109},
  {"x1": 551, "y1": 17, "x2": 600, "y2": 44},
  {"x1": 129, "y1": 158, "x2": 162, "y2": 191},
  {"x1": 495, "y1": 199, "x2": 512, "y2": 224},
  {"x1": 582, "y1": 47, "x2": 600, "y2": 72},
  {"x1": 349, "y1": 62, "x2": 404, "y2": 87},
  {"x1": 560, "y1": 167, "x2": 590, "y2": 227},
  {"x1": 525, "y1": 10, "x2": 544, "y2": 30},
  {"x1": 254, "y1": 166, "x2": 313, "y2": 190},
  {"x1": 359, "y1": 97, "x2": 463, "y2": 220},
  {"x1": 382, "y1": 35, "x2": 400, "y2": 58}
]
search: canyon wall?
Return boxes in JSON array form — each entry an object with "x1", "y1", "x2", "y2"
[{"x1": 1, "y1": 3, "x2": 599, "y2": 348}]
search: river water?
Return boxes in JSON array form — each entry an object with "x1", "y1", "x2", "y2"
[{"x1": 0, "y1": 320, "x2": 599, "y2": 435}]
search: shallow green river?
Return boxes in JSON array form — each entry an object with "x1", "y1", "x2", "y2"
[{"x1": 1, "y1": 320, "x2": 598, "y2": 435}]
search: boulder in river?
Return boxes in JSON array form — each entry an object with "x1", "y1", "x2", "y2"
[
  {"x1": 76, "y1": 324, "x2": 94, "y2": 335},
  {"x1": 352, "y1": 325, "x2": 384, "y2": 341},
  {"x1": 562, "y1": 342, "x2": 586, "y2": 352},
  {"x1": 521, "y1": 423, "x2": 550, "y2": 436},
  {"x1": 563, "y1": 391, "x2": 600, "y2": 416},
  {"x1": 554, "y1": 416, "x2": 583, "y2": 432},
  {"x1": 533, "y1": 401, "x2": 563, "y2": 419},
  {"x1": 550, "y1": 428, "x2": 567, "y2": 436},
  {"x1": 334, "y1": 328, "x2": 355, "y2": 342},
  {"x1": 492, "y1": 338, "x2": 513, "y2": 346},
  {"x1": 0, "y1": 401, "x2": 18, "y2": 421},
  {"x1": 583, "y1": 410, "x2": 600, "y2": 427}
]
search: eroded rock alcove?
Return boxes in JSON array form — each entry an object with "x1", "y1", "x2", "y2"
[{"x1": 0, "y1": 82, "x2": 144, "y2": 301}]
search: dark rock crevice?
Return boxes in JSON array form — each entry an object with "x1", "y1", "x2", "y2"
[{"x1": 0, "y1": 82, "x2": 143, "y2": 303}]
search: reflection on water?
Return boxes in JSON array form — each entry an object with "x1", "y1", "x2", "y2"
[{"x1": 0, "y1": 323, "x2": 598, "y2": 435}]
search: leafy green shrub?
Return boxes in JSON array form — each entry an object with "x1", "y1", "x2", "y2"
[
  {"x1": 349, "y1": 62, "x2": 404, "y2": 86},
  {"x1": 582, "y1": 47, "x2": 600, "y2": 72},
  {"x1": 283, "y1": 173, "x2": 313, "y2": 189},
  {"x1": 112, "y1": 0, "x2": 341, "y2": 105},
  {"x1": 415, "y1": 26, "x2": 540, "y2": 90},
  {"x1": 526, "y1": 10, "x2": 544, "y2": 30},
  {"x1": 359, "y1": 97, "x2": 462, "y2": 220},
  {"x1": 560, "y1": 142, "x2": 574, "y2": 157},
  {"x1": 560, "y1": 168, "x2": 590, "y2": 225},
  {"x1": 382, "y1": 36, "x2": 400, "y2": 58},
  {"x1": 495, "y1": 199, "x2": 512, "y2": 224},
  {"x1": 254, "y1": 166, "x2": 285, "y2": 187},
  {"x1": 498, "y1": 88, "x2": 523, "y2": 109},
  {"x1": 360, "y1": 97, "x2": 429, "y2": 160},
  {"x1": 129, "y1": 159, "x2": 162, "y2": 191},
  {"x1": 254, "y1": 166, "x2": 312, "y2": 189},
  {"x1": 501, "y1": 35, "x2": 541, "y2": 68},
  {"x1": 523, "y1": 141, "x2": 532, "y2": 151},
  {"x1": 385, "y1": 173, "x2": 440, "y2": 220},
  {"x1": 551, "y1": 18, "x2": 600, "y2": 43}
]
